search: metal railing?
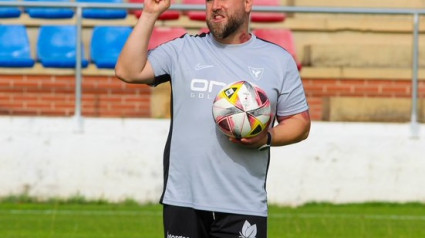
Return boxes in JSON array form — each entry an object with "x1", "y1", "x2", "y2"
[{"x1": 0, "y1": 2, "x2": 422, "y2": 137}]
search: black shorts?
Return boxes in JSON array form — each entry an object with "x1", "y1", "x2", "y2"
[{"x1": 163, "y1": 204, "x2": 267, "y2": 238}]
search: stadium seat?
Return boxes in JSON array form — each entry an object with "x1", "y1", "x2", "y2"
[
  {"x1": 0, "y1": 0, "x2": 21, "y2": 18},
  {"x1": 0, "y1": 25, "x2": 35, "y2": 67},
  {"x1": 251, "y1": 0, "x2": 286, "y2": 22},
  {"x1": 77, "y1": 0, "x2": 127, "y2": 19},
  {"x1": 199, "y1": 27, "x2": 209, "y2": 34},
  {"x1": 182, "y1": 0, "x2": 205, "y2": 21},
  {"x1": 91, "y1": 26, "x2": 132, "y2": 69},
  {"x1": 37, "y1": 25, "x2": 89, "y2": 68},
  {"x1": 149, "y1": 27, "x2": 187, "y2": 49},
  {"x1": 129, "y1": 0, "x2": 180, "y2": 20},
  {"x1": 24, "y1": 0, "x2": 74, "y2": 19},
  {"x1": 182, "y1": 0, "x2": 285, "y2": 22},
  {"x1": 252, "y1": 28, "x2": 301, "y2": 70}
]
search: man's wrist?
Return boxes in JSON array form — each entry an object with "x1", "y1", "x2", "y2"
[
  {"x1": 139, "y1": 11, "x2": 161, "y2": 23},
  {"x1": 257, "y1": 132, "x2": 272, "y2": 151}
]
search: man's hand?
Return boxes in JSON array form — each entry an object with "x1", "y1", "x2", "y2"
[
  {"x1": 228, "y1": 110, "x2": 311, "y2": 149},
  {"x1": 142, "y1": 0, "x2": 171, "y2": 18},
  {"x1": 229, "y1": 128, "x2": 269, "y2": 149}
]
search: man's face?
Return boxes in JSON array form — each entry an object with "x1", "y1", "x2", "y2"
[{"x1": 206, "y1": 0, "x2": 251, "y2": 40}]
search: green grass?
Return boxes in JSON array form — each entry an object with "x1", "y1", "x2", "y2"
[
  {"x1": 1, "y1": 198, "x2": 425, "y2": 238},
  {"x1": 268, "y1": 202, "x2": 425, "y2": 238}
]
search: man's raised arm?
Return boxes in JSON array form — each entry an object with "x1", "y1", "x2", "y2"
[{"x1": 115, "y1": 0, "x2": 170, "y2": 84}]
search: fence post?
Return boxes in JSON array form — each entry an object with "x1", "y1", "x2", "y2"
[
  {"x1": 74, "y1": 5, "x2": 84, "y2": 132},
  {"x1": 411, "y1": 13, "x2": 420, "y2": 139}
]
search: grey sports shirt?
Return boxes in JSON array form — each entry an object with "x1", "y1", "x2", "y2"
[{"x1": 148, "y1": 32, "x2": 308, "y2": 217}]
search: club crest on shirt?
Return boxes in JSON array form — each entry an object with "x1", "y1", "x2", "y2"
[{"x1": 248, "y1": 67, "x2": 264, "y2": 81}]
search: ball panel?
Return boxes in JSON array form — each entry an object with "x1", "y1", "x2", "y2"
[
  {"x1": 246, "y1": 114, "x2": 267, "y2": 138},
  {"x1": 217, "y1": 117, "x2": 234, "y2": 137},
  {"x1": 256, "y1": 89, "x2": 269, "y2": 105},
  {"x1": 221, "y1": 81, "x2": 246, "y2": 111},
  {"x1": 229, "y1": 112, "x2": 250, "y2": 139},
  {"x1": 254, "y1": 114, "x2": 271, "y2": 125},
  {"x1": 212, "y1": 97, "x2": 244, "y2": 120},
  {"x1": 250, "y1": 124, "x2": 264, "y2": 137},
  {"x1": 237, "y1": 84, "x2": 261, "y2": 111},
  {"x1": 247, "y1": 104, "x2": 271, "y2": 118}
]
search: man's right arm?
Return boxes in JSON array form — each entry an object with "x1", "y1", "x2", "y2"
[{"x1": 115, "y1": 0, "x2": 170, "y2": 84}]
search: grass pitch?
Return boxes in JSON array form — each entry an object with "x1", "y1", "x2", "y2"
[{"x1": 1, "y1": 199, "x2": 425, "y2": 238}]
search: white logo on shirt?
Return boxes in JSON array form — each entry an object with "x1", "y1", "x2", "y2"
[
  {"x1": 190, "y1": 78, "x2": 226, "y2": 99},
  {"x1": 248, "y1": 67, "x2": 264, "y2": 81},
  {"x1": 195, "y1": 63, "x2": 215, "y2": 70},
  {"x1": 239, "y1": 220, "x2": 257, "y2": 238}
]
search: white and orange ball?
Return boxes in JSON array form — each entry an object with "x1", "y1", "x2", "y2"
[{"x1": 212, "y1": 81, "x2": 271, "y2": 139}]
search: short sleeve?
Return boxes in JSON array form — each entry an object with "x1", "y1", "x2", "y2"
[
  {"x1": 276, "y1": 56, "x2": 309, "y2": 117},
  {"x1": 147, "y1": 34, "x2": 186, "y2": 86},
  {"x1": 148, "y1": 43, "x2": 174, "y2": 76}
]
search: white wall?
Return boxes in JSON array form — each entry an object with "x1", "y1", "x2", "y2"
[{"x1": 0, "y1": 117, "x2": 424, "y2": 206}]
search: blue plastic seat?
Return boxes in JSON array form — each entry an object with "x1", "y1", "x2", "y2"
[
  {"x1": 0, "y1": 25, "x2": 35, "y2": 67},
  {"x1": 24, "y1": 0, "x2": 74, "y2": 19},
  {"x1": 37, "y1": 25, "x2": 89, "y2": 68},
  {"x1": 90, "y1": 26, "x2": 131, "y2": 69},
  {"x1": 0, "y1": 0, "x2": 21, "y2": 18},
  {"x1": 77, "y1": 0, "x2": 127, "y2": 19}
]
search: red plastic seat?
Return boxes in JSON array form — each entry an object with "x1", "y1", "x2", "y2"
[
  {"x1": 182, "y1": 0, "x2": 285, "y2": 22},
  {"x1": 252, "y1": 28, "x2": 301, "y2": 70},
  {"x1": 148, "y1": 27, "x2": 187, "y2": 49},
  {"x1": 129, "y1": 0, "x2": 180, "y2": 20},
  {"x1": 199, "y1": 27, "x2": 209, "y2": 34},
  {"x1": 182, "y1": 0, "x2": 205, "y2": 21},
  {"x1": 251, "y1": 0, "x2": 286, "y2": 22}
]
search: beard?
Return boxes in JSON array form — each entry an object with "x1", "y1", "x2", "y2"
[{"x1": 207, "y1": 10, "x2": 245, "y2": 40}]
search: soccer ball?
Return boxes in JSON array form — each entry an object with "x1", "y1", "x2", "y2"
[{"x1": 212, "y1": 81, "x2": 271, "y2": 139}]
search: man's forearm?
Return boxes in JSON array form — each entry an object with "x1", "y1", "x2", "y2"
[
  {"x1": 270, "y1": 110, "x2": 311, "y2": 147},
  {"x1": 115, "y1": 13, "x2": 158, "y2": 84}
]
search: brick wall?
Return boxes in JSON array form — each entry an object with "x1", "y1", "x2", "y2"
[
  {"x1": 0, "y1": 74, "x2": 151, "y2": 117},
  {"x1": 304, "y1": 78, "x2": 425, "y2": 121},
  {"x1": 1, "y1": 74, "x2": 424, "y2": 121}
]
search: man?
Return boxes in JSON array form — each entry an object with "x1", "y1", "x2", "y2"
[{"x1": 115, "y1": 0, "x2": 311, "y2": 236}]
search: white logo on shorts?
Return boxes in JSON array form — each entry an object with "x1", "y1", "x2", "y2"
[
  {"x1": 239, "y1": 220, "x2": 257, "y2": 238},
  {"x1": 167, "y1": 231, "x2": 190, "y2": 238}
]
